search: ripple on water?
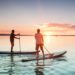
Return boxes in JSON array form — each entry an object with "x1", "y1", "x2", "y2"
[{"x1": 0, "y1": 55, "x2": 75, "y2": 75}]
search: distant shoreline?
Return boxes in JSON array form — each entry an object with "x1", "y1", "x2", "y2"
[{"x1": 0, "y1": 34, "x2": 75, "y2": 36}]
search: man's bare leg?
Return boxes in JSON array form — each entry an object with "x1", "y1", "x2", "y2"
[
  {"x1": 11, "y1": 46, "x2": 13, "y2": 53},
  {"x1": 11, "y1": 43, "x2": 14, "y2": 53},
  {"x1": 41, "y1": 49, "x2": 44, "y2": 65},
  {"x1": 36, "y1": 50, "x2": 39, "y2": 65}
]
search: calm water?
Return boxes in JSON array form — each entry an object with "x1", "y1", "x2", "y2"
[{"x1": 0, "y1": 36, "x2": 75, "y2": 75}]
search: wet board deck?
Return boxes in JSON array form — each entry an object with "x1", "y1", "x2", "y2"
[
  {"x1": 0, "y1": 51, "x2": 36, "y2": 54},
  {"x1": 21, "y1": 51, "x2": 67, "y2": 62}
]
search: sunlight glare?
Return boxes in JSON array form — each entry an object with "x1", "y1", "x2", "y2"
[
  {"x1": 44, "y1": 32, "x2": 53, "y2": 44},
  {"x1": 43, "y1": 31, "x2": 53, "y2": 36}
]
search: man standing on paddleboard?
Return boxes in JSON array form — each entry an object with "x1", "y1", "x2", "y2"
[
  {"x1": 10, "y1": 30, "x2": 20, "y2": 52},
  {"x1": 35, "y1": 29, "x2": 44, "y2": 65}
]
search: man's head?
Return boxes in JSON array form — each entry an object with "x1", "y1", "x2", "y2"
[
  {"x1": 12, "y1": 30, "x2": 15, "y2": 33},
  {"x1": 37, "y1": 29, "x2": 40, "y2": 33}
]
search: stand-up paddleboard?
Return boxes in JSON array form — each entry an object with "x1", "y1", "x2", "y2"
[
  {"x1": 21, "y1": 51, "x2": 67, "y2": 62},
  {"x1": 0, "y1": 51, "x2": 36, "y2": 54}
]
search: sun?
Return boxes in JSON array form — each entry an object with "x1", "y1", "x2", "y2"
[{"x1": 43, "y1": 31, "x2": 53, "y2": 36}]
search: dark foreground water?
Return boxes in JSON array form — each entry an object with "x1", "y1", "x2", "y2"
[{"x1": 0, "y1": 53, "x2": 75, "y2": 75}]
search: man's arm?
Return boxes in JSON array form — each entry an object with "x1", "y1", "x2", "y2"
[
  {"x1": 35, "y1": 34, "x2": 37, "y2": 40},
  {"x1": 14, "y1": 34, "x2": 20, "y2": 39},
  {"x1": 14, "y1": 36, "x2": 20, "y2": 39},
  {"x1": 42, "y1": 34, "x2": 44, "y2": 45}
]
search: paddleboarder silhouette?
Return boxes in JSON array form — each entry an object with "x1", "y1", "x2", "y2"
[
  {"x1": 10, "y1": 30, "x2": 20, "y2": 52},
  {"x1": 35, "y1": 29, "x2": 44, "y2": 65}
]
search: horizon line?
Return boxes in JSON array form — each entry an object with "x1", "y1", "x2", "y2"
[{"x1": 0, "y1": 34, "x2": 75, "y2": 36}]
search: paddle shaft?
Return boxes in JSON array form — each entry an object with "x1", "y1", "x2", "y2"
[
  {"x1": 19, "y1": 34, "x2": 21, "y2": 53},
  {"x1": 44, "y1": 45, "x2": 51, "y2": 55}
]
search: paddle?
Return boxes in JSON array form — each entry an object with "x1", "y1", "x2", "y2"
[
  {"x1": 44, "y1": 45, "x2": 53, "y2": 56},
  {"x1": 19, "y1": 33, "x2": 21, "y2": 53}
]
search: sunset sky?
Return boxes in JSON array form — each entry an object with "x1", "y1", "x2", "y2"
[{"x1": 0, "y1": 0, "x2": 75, "y2": 35}]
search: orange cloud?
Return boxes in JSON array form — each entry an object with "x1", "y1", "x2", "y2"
[
  {"x1": 48, "y1": 23, "x2": 75, "y2": 28},
  {"x1": 40, "y1": 23, "x2": 75, "y2": 35}
]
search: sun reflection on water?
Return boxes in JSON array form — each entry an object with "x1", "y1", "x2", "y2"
[{"x1": 43, "y1": 32, "x2": 54, "y2": 44}]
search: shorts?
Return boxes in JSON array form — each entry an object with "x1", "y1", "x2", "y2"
[{"x1": 36, "y1": 44, "x2": 43, "y2": 50}]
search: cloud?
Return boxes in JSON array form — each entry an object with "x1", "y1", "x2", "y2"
[
  {"x1": 45, "y1": 30, "x2": 68, "y2": 32},
  {"x1": 70, "y1": 25, "x2": 75, "y2": 29},
  {"x1": 41, "y1": 23, "x2": 75, "y2": 34},
  {"x1": 48, "y1": 23, "x2": 75, "y2": 29}
]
